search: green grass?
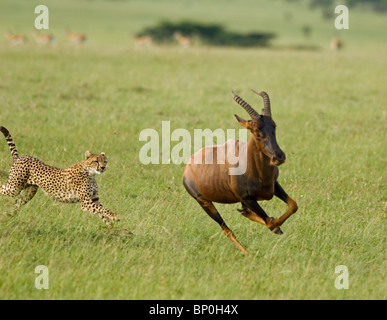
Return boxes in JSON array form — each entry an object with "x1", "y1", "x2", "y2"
[{"x1": 0, "y1": 0, "x2": 386, "y2": 300}]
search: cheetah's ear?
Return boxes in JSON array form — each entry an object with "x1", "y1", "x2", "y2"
[
  {"x1": 101, "y1": 152, "x2": 105, "y2": 156},
  {"x1": 85, "y1": 150, "x2": 91, "y2": 159}
]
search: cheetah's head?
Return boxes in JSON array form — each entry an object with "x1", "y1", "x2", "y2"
[{"x1": 85, "y1": 151, "x2": 107, "y2": 175}]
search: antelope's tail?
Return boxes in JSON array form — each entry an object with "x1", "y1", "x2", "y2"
[{"x1": 0, "y1": 126, "x2": 19, "y2": 162}]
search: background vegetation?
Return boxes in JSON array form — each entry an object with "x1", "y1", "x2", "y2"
[{"x1": 0, "y1": 0, "x2": 385, "y2": 299}]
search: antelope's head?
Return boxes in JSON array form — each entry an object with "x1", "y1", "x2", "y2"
[{"x1": 232, "y1": 90, "x2": 286, "y2": 166}]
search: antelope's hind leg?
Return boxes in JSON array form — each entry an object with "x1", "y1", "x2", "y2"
[
  {"x1": 183, "y1": 177, "x2": 248, "y2": 254},
  {"x1": 200, "y1": 200, "x2": 248, "y2": 254}
]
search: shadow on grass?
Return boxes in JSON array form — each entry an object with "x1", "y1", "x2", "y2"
[
  {"x1": 137, "y1": 21, "x2": 275, "y2": 47},
  {"x1": 18, "y1": 223, "x2": 135, "y2": 246},
  {"x1": 0, "y1": 170, "x2": 8, "y2": 180},
  {"x1": 274, "y1": 44, "x2": 321, "y2": 51}
]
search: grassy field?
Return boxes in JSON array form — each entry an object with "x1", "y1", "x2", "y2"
[{"x1": 0, "y1": 0, "x2": 386, "y2": 300}]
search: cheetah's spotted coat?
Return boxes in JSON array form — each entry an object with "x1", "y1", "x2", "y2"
[{"x1": 0, "y1": 126, "x2": 119, "y2": 225}]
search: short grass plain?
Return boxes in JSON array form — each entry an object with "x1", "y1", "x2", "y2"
[{"x1": 0, "y1": 0, "x2": 386, "y2": 299}]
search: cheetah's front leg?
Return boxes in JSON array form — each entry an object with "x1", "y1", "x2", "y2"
[
  {"x1": 79, "y1": 195, "x2": 119, "y2": 226},
  {"x1": 91, "y1": 190, "x2": 101, "y2": 205}
]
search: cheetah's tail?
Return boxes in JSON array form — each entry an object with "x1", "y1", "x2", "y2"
[{"x1": 0, "y1": 126, "x2": 19, "y2": 162}]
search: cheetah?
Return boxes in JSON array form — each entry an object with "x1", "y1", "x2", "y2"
[{"x1": 0, "y1": 126, "x2": 119, "y2": 225}]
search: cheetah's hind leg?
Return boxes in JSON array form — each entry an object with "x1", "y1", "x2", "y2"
[
  {"x1": 11, "y1": 184, "x2": 39, "y2": 216},
  {"x1": 0, "y1": 163, "x2": 29, "y2": 198}
]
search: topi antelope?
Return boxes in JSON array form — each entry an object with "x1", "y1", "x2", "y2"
[
  {"x1": 135, "y1": 35, "x2": 153, "y2": 47},
  {"x1": 33, "y1": 31, "x2": 55, "y2": 45},
  {"x1": 330, "y1": 36, "x2": 342, "y2": 51},
  {"x1": 173, "y1": 31, "x2": 193, "y2": 47},
  {"x1": 66, "y1": 30, "x2": 87, "y2": 44},
  {"x1": 5, "y1": 31, "x2": 27, "y2": 45},
  {"x1": 183, "y1": 90, "x2": 298, "y2": 254}
]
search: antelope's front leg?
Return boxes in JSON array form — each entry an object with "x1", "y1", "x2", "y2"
[
  {"x1": 241, "y1": 200, "x2": 283, "y2": 234},
  {"x1": 267, "y1": 181, "x2": 298, "y2": 231}
]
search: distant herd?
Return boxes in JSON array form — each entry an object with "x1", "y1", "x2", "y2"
[
  {"x1": 4, "y1": 30, "x2": 193, "y2": 47},
  {"x1": 4, "y1": 30, "x2": 343, "y2": 50},
  {"x1": 5, "y1": 30, "x2": 86, "y2": 45}
]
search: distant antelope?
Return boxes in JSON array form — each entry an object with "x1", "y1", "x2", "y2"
[
  {"x1": 183, "y1": 90, "x2": 298, "y2": 254},
  {"x1": 330, "y1": 36, "x2": 342, "y2": 51},
  {"x1": 173, "y1": 31, "x2": 193, "y2": 47},
  {"x1": 66, "y1": 30, "x2": 87, "y2": 44},
  {"x1": 33, "y1": 31, "x2": 55, "y2": 45},
  {"x1": 5, "y1": 31, "x2": 27, "y2": 45},
  {"x1": 134, "y1": 35, "x2": 153, "y2": 47}
]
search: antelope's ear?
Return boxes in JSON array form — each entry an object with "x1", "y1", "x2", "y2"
[
  {"x1": 234, "y1": 114, "x2": 250, "y2": 128},
  {"x1": 85, "y1": 150, "x2": 91, "y2": 159}
]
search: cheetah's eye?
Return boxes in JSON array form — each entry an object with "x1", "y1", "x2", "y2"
[{"x1": 94, "y1": 160, "x2": 98, "y2": 164}]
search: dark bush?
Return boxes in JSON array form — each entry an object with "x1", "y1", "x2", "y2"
[{"x1": 137, "y1": 21, "x2": 275, "y2": 47}]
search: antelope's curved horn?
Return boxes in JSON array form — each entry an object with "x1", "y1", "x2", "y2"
[
  {"x1": 251, "y1": 89, "x2": 271, "y2": 117},
  {"x1": 231, "y1": 91, "x2": 260, "y2": 120}
]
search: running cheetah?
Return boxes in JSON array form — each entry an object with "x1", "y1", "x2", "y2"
[{"x1": 0, "y1": 126, "x2": 119, "y2": 225}]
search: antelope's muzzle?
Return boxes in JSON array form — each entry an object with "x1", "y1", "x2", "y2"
[{"x1": 270, "y1": 151, "x2": 286, "y2": 166}]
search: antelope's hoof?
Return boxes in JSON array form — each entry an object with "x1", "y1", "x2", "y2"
[
  {"x1": 269, "y1": 217, "x2": 283, "y2": 235},
  {"x1": 272, "y1": 227, "x2": 283, "y2": 235}
]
